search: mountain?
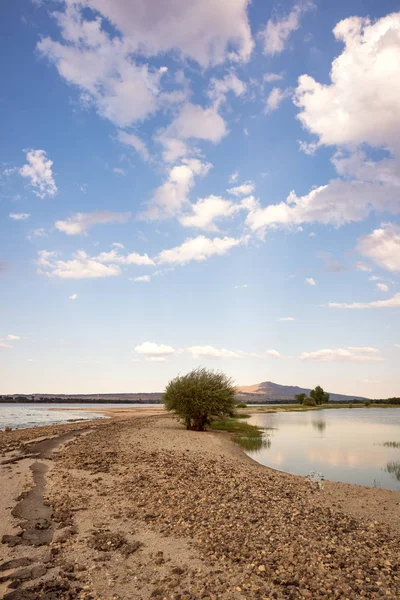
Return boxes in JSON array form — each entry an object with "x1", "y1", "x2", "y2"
[{"x1": 236, "y1": 381, "x2": 368, "y2": 403}]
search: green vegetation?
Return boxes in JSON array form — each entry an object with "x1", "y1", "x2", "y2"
[
  {"x1": 382, "y1": 441, "x2": 400, "y2": 448},
  {"x1": 163, "y1": 367, "x2": 236, "y2": 432},
  {"x1": 295, "y1": 393, "x2": 307, "y2": 404},
  {"x1": 211, "y1": 417, "x2": 269, "y2": 451},
  {"x1": 235, "y1": 401, "x2": 248, "y2": 408},
  {"x1": 310, "y1": 385, "x2": 330, "y2": 405},
  {"x1": 303, "y1": 397, "x2": 317, "y2": 407}
]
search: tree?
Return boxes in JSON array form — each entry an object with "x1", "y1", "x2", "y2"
[
  {"x1": 309, "y1": 385, "x2": 329, "y2": 405},
  {"x1": 163, "y1": 368, "x2": 236, "y2": 431},
  {"x1": 295, "y1": 393, "x2": 307, "y2": 404}
]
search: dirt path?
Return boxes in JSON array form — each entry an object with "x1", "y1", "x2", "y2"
[{"x1": 1, "y1": 412, "x2": 400, "y2": 599}]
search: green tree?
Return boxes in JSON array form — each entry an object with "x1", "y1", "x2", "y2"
[
  {"x1": 295, "y1": 393, "x2": 307, "y2": 404},
  {"x1": 163, "y1": 368, "x2": 236, "y2": 431},
  {"x1": 309, "y1": 385, "x2": 330, "y2": 405}
]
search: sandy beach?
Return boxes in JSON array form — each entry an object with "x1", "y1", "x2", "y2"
[{"x1": 1, "y1": 409, "x2": 400, "y2": 599}]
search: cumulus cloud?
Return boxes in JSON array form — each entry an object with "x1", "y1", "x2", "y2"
[
  {"x1": 261, "y1": 2, "x2": 314, "y2": 55},
  {"x1": 300, "y1": 347, "x2": 383, "y2": 362},
  {"x1": 156, "y1": 235, "x2": 244, "y2": 265},
  {"x1": 357, "y1": 223, "x2": 400, "y2": 273},
  {"x1": 328, "y1": 293, "x2": 400, "y2": 309},
  {"x1": 165, "y1": 103, "x2": 228, "y2": 144},
  {"x1": 355, "y1": 261, "x2": 373, "y2": 273},
  {"x1": 264, "y1": 72, "x2": 284, "y2": 83},
  {"x1": 19, "y1": 150, "x2": 57, "y2": 198},
  {"x1": 179, "y1": 195, "x2": 242, "y2": 232},
  {"x1": 208, "y1": 71, "x2": 247, "y2": 107},
  {"x1": 69, "y1": 293, "x2": 78, "y2": 300},
  {"x1": 55, "y1": 211, "x2": 131, "y2": 235},
  {"x1": 227, "y1": 181, "x2": 255, "y2": 196},
  {"x1": 265, "y1": 87, "x2": 291, "y2": 113},
  {"x1": 377, "y1": 282, "x2": 389, "y2": 292},
  {"x1": 305, "y1": 277, "x2": 316, "y2": 286},
  {"x1": 187, "y1": 345, "x2": 240, "y2": 359},
  {"x1": 37, "y1": 249, "x2": 121, "y2": 279},
  {"x1": 9, "y1": 213, "x2": 31, "y2": 220},
  {"x1": 245, "y1": 180, "x2": 400, "y2": 237},
  {"x1": 96, "y1": 248, "x2": 155, "y2": 266},
  {"x1": 294, "y1": 13, "x2": 400, "y2": 152},
  {"x1": 57, "y1": 0, "x2": 253, "y2": 68},
  {"x1": 117, "y1": 131, "x2": 150, "y2": 161},
  {"x1": 134, "y1": 342, "x2": 177, "y2": 362},
  {"x1": 134, "y1": 275, "x2": 151, "y2": 283},
  {"x1": 140, "y1": 159, "x2": 211, "y2": 220}
]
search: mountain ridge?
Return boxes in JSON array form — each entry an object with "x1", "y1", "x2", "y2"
[{"x1": 236, "y1": 381, "x2": 368, "y2": 403}]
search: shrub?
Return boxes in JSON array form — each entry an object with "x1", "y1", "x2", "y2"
[
  {"x1": 310, "y1": 385, "x2": 330, "y2": 405},
  {"x1": 163, "y1": 368, "x2": 236, "y2": 431},
  {"x1": 365, "y1": 401, "x2": 371, "y2": 407},
  {"x1": 235, "y1": 402, "x2": 248, "y2": 408},
  {"x1": 295, "y1": 393, "x2": 307, "y2": 404},
  {"x1": 303, "y1": 397, "x2": 317, "y2": 407}
]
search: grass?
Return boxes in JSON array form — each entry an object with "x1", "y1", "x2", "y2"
[
  {"x1": 382, "y1": 441, "x2": 400, "y2": 448},
  {"x1": 384, "y1": 461, "x2": 400, "y2": 481},
  {"x1": 211, "y1": 416, "x2": 269, "y2": 452}
]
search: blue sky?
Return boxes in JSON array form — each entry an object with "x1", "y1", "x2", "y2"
[{"x1": 1, "y1": 0, "x2": 400, "y2": 397}]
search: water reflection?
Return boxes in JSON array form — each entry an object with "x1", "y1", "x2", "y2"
[
  {"x1": 312, "y1": 419, "x2": 326, "y2": 434},
  {"x1": 245, "y1": 408, "x2": 400, "y2": 491},
  {"x1": 385, "y1": 461, "x2": 400, "y2": 481}
]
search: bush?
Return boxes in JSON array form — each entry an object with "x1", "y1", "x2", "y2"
[
  {"x1": 303, "y1": 397, "x2": 317, "y2": 407},
  {"x1": 163, "y1": 368, "x2": 236, "y2": 431},
  {"x1": 235, "y1": 402, "x2": 248, "y2": 408},
  {"x1": 295, "y1": 393, "x2": 307, "y2": 404},
  {"x1": 310, "y1": 385, "x2": 330, "y2": 405}
]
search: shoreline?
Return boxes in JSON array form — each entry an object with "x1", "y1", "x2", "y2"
[{"x1": 1, "y1": 411, "x2": 400, "y2": 599}]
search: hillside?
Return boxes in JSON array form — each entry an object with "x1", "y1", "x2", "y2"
[{"x1": 236, "y1": 381, "x2": 368, "y2": 403}]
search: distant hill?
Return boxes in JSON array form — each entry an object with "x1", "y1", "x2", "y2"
[
  {"x1": 236, "y1": 381, "x2": 368, "y2": 403},
  {"x1": 2, "y1": 382, "x2": 368, "y2": 404}
]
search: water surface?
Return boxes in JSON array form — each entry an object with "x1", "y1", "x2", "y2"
[
  {"x1": 246, "y1": 408, "x2": 400, "y2": 491},
  {"x1": 0, "y1": 403, "x2": 163, "y2": 430}
]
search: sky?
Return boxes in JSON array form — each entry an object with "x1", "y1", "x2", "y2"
[{"x1": 1, "y1": 0, "x2": 400, "y2": 397}]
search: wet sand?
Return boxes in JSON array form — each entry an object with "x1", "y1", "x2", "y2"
[{"x1": 0, "y1": 409, "x2": 399, "y2": 599}]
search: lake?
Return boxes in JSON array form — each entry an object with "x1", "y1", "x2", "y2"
[
  {"x1": 0, "y1": 403, "x2": 163, "y2": 430},
  {"x1": 246, "y1": 408, "x2": 400, "y2": 491}
]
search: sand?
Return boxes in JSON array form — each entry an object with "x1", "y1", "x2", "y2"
[{"x1": 0, "y1": 409, "x2": 399, "y2": 599}]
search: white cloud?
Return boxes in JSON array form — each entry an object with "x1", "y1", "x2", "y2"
[
  {"x1": 245, "y1": 180, "x2": 400, "y2": 237},
  {"x1": 305, "y1": 277, "x2": 316, "y2": 286},
  {"x1": 355, "y1": 261, "x2": 372, "y2": 273},
  {"x1": 179, "y1": 195, "x2": 242, "y2": 232},
  {"x1": 0, "y1": 342, "x2": 13, "y2": 349},
  {"x1": 27, "y1": 228, "x2": 47, "y2": 240},
  {"x1": 9, "y1": 213, "x2": 31, "y2": 221},
  {"x1": 300, "y1": 347, "x2": 383, "y2": 362},
  {"x1": 227, "y1": 181, "x2": 255, "y2": 196},
  {"x1": 234, "y1": 284, "x2": 248, "y2": 289},
  {"x1": 37, "y1": 249, "x2": 121, "y2": 279},
  {"x1": 357, "y1": 223, "x2": 400, "y2": 273},
  {"x1": 243, "y1": 128, "x2": 249, "y2": 136},
  {"x1": 134, "y1": 275, "x2": 151, "y2": 283},
  {"x1": 229, "y1": 170, "x2": 239, "y2": 183},
  {"x1": 279, "y1": 317, "x2": 295, "y2": 321},
  {"x1": 377, "y1": 282, "x2": 389, "y2": 292},
  {"x1": 328, "y1": 293, "x2": 400, "y2": 309},
  {"x1": 57, "y1": 0, "x2": 253, "y2": 68},
  {"x1": 112, "y1": 242, "x2": 124, "y2": 249},
  {"x1": 298, "y1": 140, "x2": 318, "y2": 156},
  {"x1": 166, "y1": 103, "x2": 228, "y2": 144},
  {"x1": 96, "y1": 248, "x2": 155, "y2": 266},
  {"x1": 19, "y1": 150, "x2": 57, "y2": 198},
  {"x1": 140, "y1": 159, "x2": 211, "y2": 220},
  {"x1": 134, "y1": 342, "x2": 177, "y2": 361},
  {"x1": 117, "y1": 131, "x2": 150, "y2": 161},
  {"x1": 261, "y1": 2, "x2": 314, "y2": 55},
  {"x1": 69, "y1": 293, "x2": 78, "y2": 300},
  {"x1": 265, "y1": 87, "x2": 291, "y2": 113},
  {"x1": 264, "y1": 72, "x2": 284, "y2": 83},
  {"x1": 187, "y1": 345, "x2": 240, "y2": 359},
  {"x1": 208, "y1": 71, "x2": 246, "y2": 107},
  {"x1": 156, "y1": 235, "x2": 244, "y2": 266},
  {"x1": 265, "y1": 349, "x2": 283, "y2": 358},
  {"x1": 294, "y1": 13, "x2": 400, "y2": 152},
  {"x1": 113, "y1": 167, "x2": 126, "y2": 176},
  {"x1": 55, "y1": 211, "x2": 131, "y2": 235},
  {"x1": 7, "y1": 334, "x2": 20, "y2": 340}
]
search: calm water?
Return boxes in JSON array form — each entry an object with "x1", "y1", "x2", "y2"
[
  {"x1": 0, "y1": 403, "x2": 163, "y2": 430},
  {"x1": 246, "y1": 408, "x2": 400, "y2": 491}
]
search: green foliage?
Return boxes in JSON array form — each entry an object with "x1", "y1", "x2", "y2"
[
  {"x1": 210, "y1": 417, "x2": 268, "y2": 451},
  {"x1": 235, "y1": 401, "x2": 248, "y2": 408},
  {"x1": 163, "y1": 367, "x2": 236, "y2": 431},
  {"x1": 295, "y1": 393, "x2": 307, "y2": 404},
  {"x1": 303, "y1": 397, "x2": 317, "y2": 407},
  {"x1": 310, "y1": 385, "x2": 330, "y2": 405},
  {"x1": 365, "y1": 400, "x2": 371, "y2": 407}
]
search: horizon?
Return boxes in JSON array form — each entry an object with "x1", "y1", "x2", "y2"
[{"x1": 1, "y1": 1, "x2": 400, "y2": 397}]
